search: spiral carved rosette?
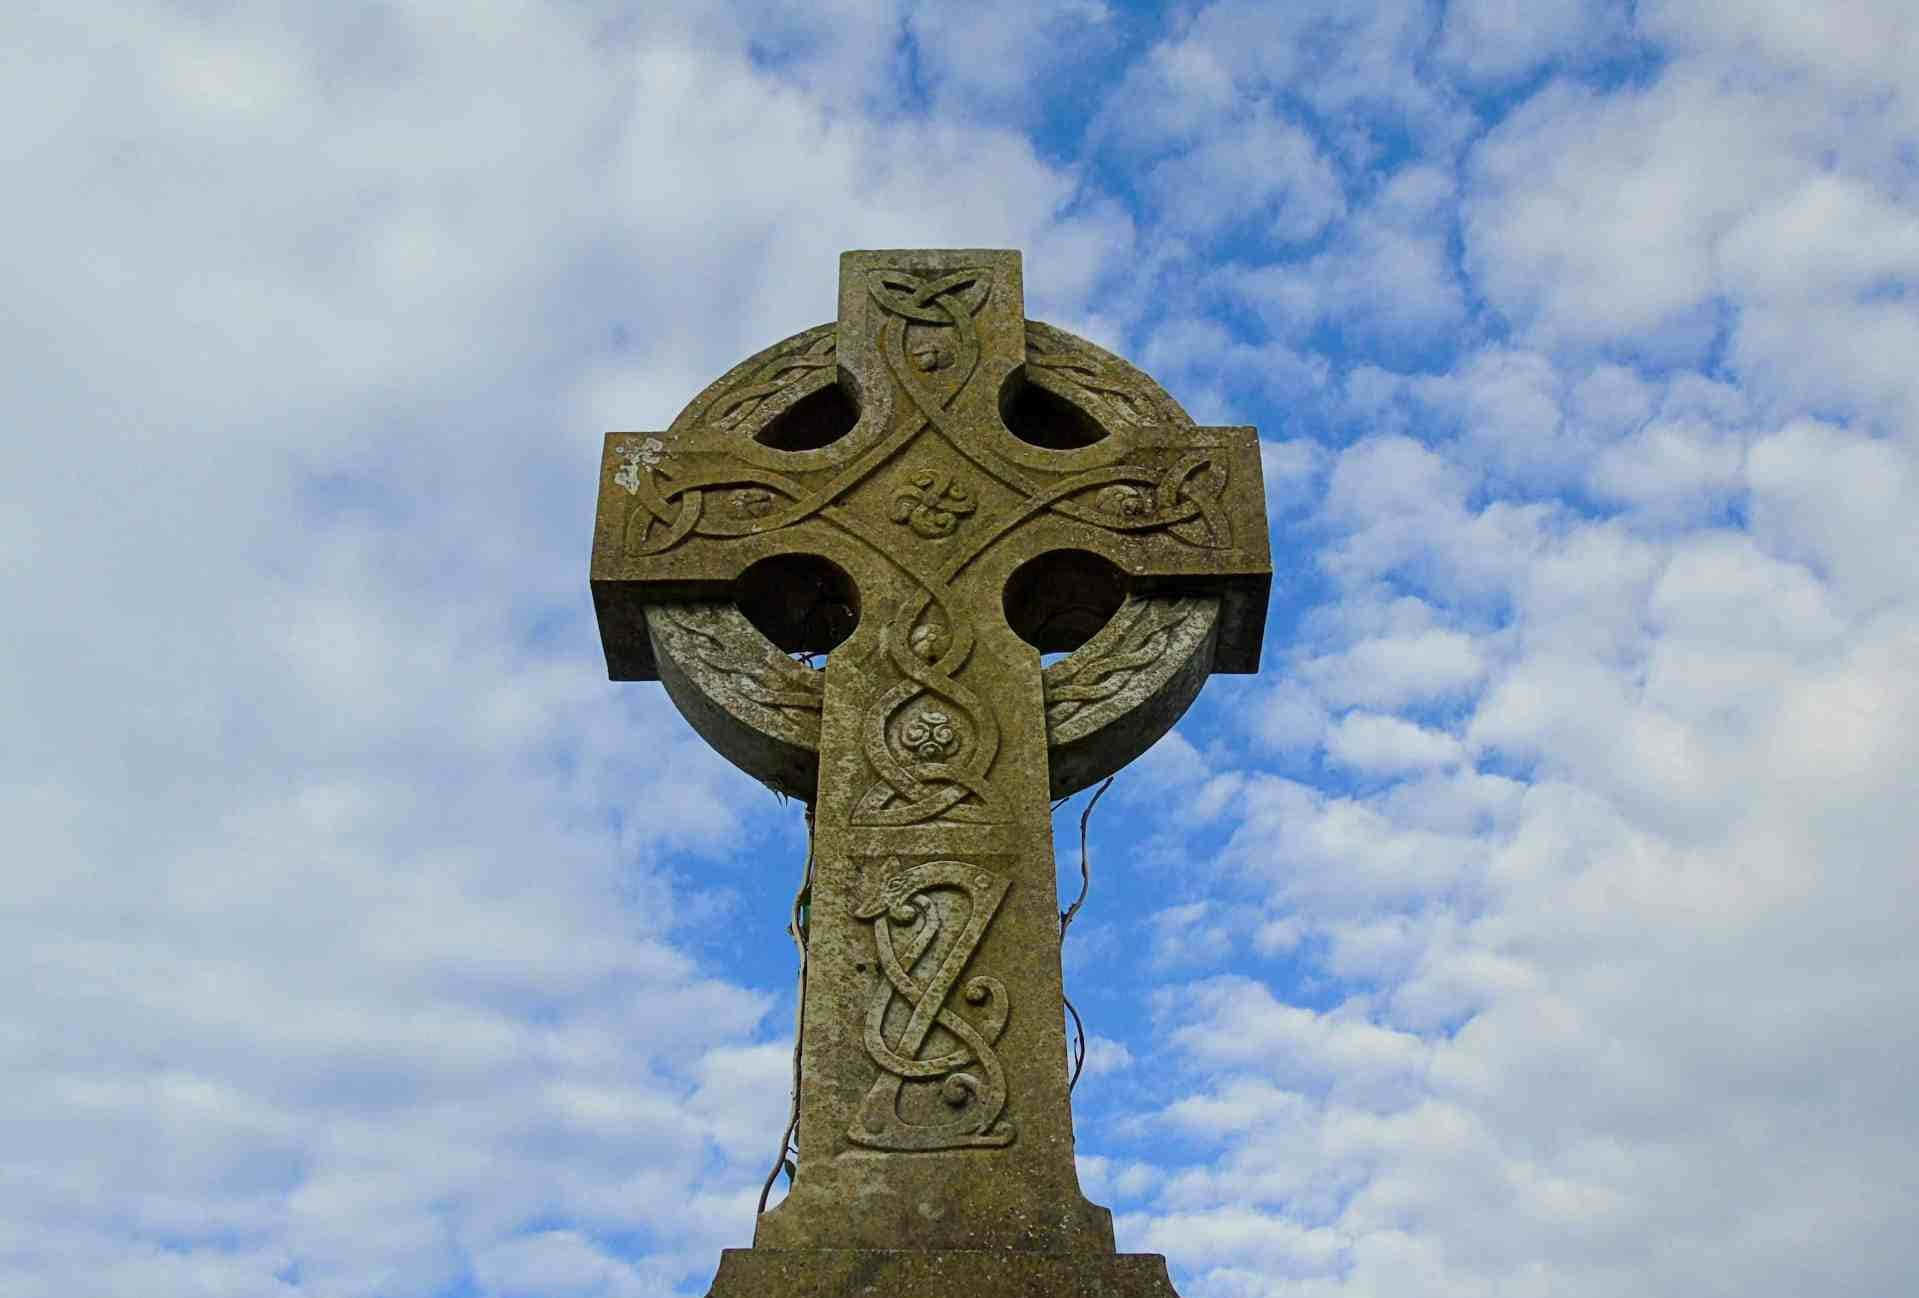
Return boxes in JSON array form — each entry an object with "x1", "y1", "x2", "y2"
[
  {"x1": 891, "y1": 471, "x2": 977, "y2": 539},
  {"x1": 850, "y1": 858, "x2": 1015, "y2": 1151}
]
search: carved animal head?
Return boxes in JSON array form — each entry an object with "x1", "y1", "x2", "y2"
[{"x1": 852, "y1": 858, "x2": 930, "y2": 920}]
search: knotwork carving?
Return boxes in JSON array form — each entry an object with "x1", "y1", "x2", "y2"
[
  {"x1": 702, "y1": 323, "x2": 838, "y2": 435},
  {"x1": 1044, "y1": 596, "x2": 1214, "y2": 737},
  {"x1": 620, "y1": 463, "x2": 811, "y2": 557},
  {"x1": 654, "y1": 607, "x2": 824, "y2": 722},
  {"x1": 615, "y1": 323, "x2": 848, "y2": 558},
  {"x1": 641, "y1": 604, "x2": 823, "y2": 800},
  {"x1": 616, "y1": 272, "x2": 994, "y2": 561},
  {"x1": 1023, "y1": 320, "x2": 1188, "y2": 431},
  {"x1": 931, "y1": 454, "x2": 1234, "y2": 594},
  {"x1": 593, "y1": 253, "x2": 1272, "y2": 1260},
  {"x1": 851, "y1": 592, "x2": 1001, "y2": 826},
  {"x1": 867, "y1": 268, "x2": 993, "y2": 442},
  {"x1": 1040, "y1": 593, "x2": 1222, "y2": 801},
  {"x1": 850, "y1": 858, "x2": 1015, "y2": 1151},
  {"x1": 1049, "y1": 451, "x2": 1232, "y2": 548},
  {"x1": 609, "y1": 301, "x2": 1243, "y2": 809}
]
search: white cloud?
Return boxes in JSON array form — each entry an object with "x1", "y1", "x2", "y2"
[
  {"x1": 1260, "y1": 437, "x2": 1326, "y2": 515},
  {"x1": 1144, "y1": 111, "x2": 1346, "y2": 245},
  {"x1": 1646, "y1": 531, "x2": 1844, "y2": 653},
  {"x1": 1166, "y1": 978, "x2": 1429, "y2": 1095},
  {"x1": 1235, "y1": 166, "x2": 1467, "y2": 351},
  {"x1": 1587, "y1": 416, "x2": 1745, "y2": 515},
  {"x1": 1149, "y1": 900, "x2": 1239, "y2": 969},
  {"x1": 1104, "y1": 13, "x2": 1919, "y2": 1295},
  {"x1": 1249, "y1": 680, "x2": 1329, "y2": 752},
  {"x1": 1463, "y1": 73, "x2": 1800, "y2": 351},
  {"x1": 1305, "y1": 627, "x2": 1487, "y2": 709},
  {"x1": 1134, "y1": 729, "x2": 1214, "y2": 790},
  {"x1": 1416, "y1": 347, "x2": 1584, "y2": 490},
  {"x1": 1080, "y1": 1034, "x2": 1136, "y2": 1078},
  {"x1": 1437, "y1": 0, "x2": 1632, "y2": 86},
  {"x1": 471, "y1": 1230, "x2": 657, "y2": 1298},
  {"x1": 905, "y1": 0, "x2": 1116, "y2": 120},
  {"x1": 1324, "y1": 713, "x2": 1465, "y2": 774},
  {"x1": 1222, "y1": 775, "x2": 1491, "y2": 911},
  {"x1": 1463, "y1": 25, "x2": 1919, "y2": 432},
  {"x1": 1125, "y1": 1205, "x2": 1346, "y2": 1283},
  {"x1": 1140, "y1": 318, "x2": 1332, "y2": 422},
  {"x1": 1747, "y1": 418, "x2": 1919, "y2": 614},
  {"x1": 1641, "y1": 0, "x2": 1919, "y2": 129},
  {"x1": 1321, "y1": 435, "x2": 1552, "y2": 600},
  {"x1": 1078, "y1": 1154, "x2": 1161, "y2": 1203}
]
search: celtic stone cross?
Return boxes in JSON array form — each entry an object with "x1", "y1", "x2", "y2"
[{"x1": 591, "y1": 250, "x2": 1270, "y2": 1296}]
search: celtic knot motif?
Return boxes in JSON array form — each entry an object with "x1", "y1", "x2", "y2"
[
  {"x1": 867, "y1": 268, "x2": 993, "y2": 443},
  {"x1": 1048, "y1": 451, "x2": 1232, "y2": 549},
  {"x1": 654, "y1": 607, "x2": 824, "y2": 721},
  {"x1": 850, "y1": 858, "x2": 1015, "y2": 1151},
  {"x1": 1044, "y1": 597, "x2": 1208, "y2": 730},
  {"x1": 852, "y1": 592, "x2": 1001, "y2": 827},
  {"x1": 618, "y1": 461, "x2": 819, "y2": 556},
  {"x1": 1022, "y1": 320, "x2": 1188, "y2": 431},
  {"x1": 891, "y1": 471, "x2": 976, "y2": 538},
  {"x1": 704, "y1": 325, "x2": 838, "y2": 433}
]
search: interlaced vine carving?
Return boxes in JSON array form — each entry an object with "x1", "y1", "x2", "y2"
[
  {"x1": 1023, "y1": 320, "x2": 1188, "y2": 431},
  {"x1": 851, "y1": 590, "x2": 1002, "y2": 826},
  {"x1": 938, "y1": 453, "x2": 1234, "y2": 573},
  {"x1": 1044, "y1": 597, "x2": 1212, "y2": 735},
  {"x1": 866, "y1": 267, "x2": 993, "y2": 435},
  {"x1": 704, "y1": 324, "x2": 838, "y2": 433},
  {"x1": 850, "y1": 857, "x2": 1015, "y2": 1151},
  {"x1": 654, "y1": 607, "x2": 824, "y2": 723},
  {"x1": 830, "y1": 268, "x2": 1008, "y2": 827}
]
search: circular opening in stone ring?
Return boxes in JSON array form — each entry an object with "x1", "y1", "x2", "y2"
[
  {"x1": 1002, "y1": 549, "x2": 1127, "y2": 655},
  {"x1": 734, "y1": 554, "x2": 860, "y2": 657}
]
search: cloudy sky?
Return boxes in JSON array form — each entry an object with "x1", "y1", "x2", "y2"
[{"x1": 6, "y1": 2, "x2": 1917, "y2": 1296}]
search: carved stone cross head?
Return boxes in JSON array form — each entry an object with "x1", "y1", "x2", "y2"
[{"x1": 591, "y1": 250, "x2": 1270, "y2": 1280}]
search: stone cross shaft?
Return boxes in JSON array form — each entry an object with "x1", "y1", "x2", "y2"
[{"x1": 591, "y1": 250, "x2": 1270, "y2": 1263}]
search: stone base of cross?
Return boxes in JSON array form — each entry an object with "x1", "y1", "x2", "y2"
[{"x1": 591, "y1": 250, "x2": 1270, "y2": 1297}]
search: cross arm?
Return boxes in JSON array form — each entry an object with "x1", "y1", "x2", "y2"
[{"x1": 589, "y1": 432, "x2": 836, "y2": 680}]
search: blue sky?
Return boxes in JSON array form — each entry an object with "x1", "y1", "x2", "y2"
[{"x1": 5, "y1": 3, "x2": 1917, "y2": 1296}]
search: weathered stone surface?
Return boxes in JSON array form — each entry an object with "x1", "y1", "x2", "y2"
[
  {"x1": 590, "y1": 250, "x2": 1272, "y2": 1292},
  {"x1": 706, "y1": 1248, "x2": 1182, "y2": 1297}
]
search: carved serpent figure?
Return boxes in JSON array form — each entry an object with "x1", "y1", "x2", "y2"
[{"x1": 849, "y1": 858, "x2": 1015, "y2": 1151}]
